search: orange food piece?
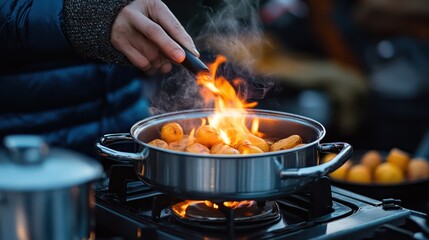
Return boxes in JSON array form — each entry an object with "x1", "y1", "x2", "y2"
[
  {"x1": 329, "y1": 160, "x2": 351, "y2": 181},
  {"x1": 210, "y1": 143, "x2": 240, "y2": 154},
  {"x1": 407, "y1": 158, "x2": 429, "y2": 181},
  {"x1": 386, "y1": 148, "x2": 410, "y2": 172},
  {"x1": 160, "y1": 122, "x2": 184, "y2": 144},
  {"x1": 346, "y1": 164, "x2": 372, "y2": 184},
  {"x1": 263, "y1": 138, "x2": 275, "y2": 147},
  {"x1": 360, "y1": 150, "x2": 383, "y2": 172},
  {"x1": 233, "y1": 133, "x2": 269, "y2": 152},
  {"x1": 236, "y1": 140, "x2": 264, "y2": 154},
  {"x1": 269, "y1": 135, "x2": 302, "y2": 152},
  {"x1": 321, "y1": 153, "x2": 337, "y2": 164},
  {"x1": 374, "y1": 162, "x2": 404, "y2": 184},
  {"x1": 167, "y1": 136, "x2": 196, "y2": 151},
  {"x1": 185, "y1": 143, "x2": 210, "y2": 154},
  {"x1": 196, "y1": 125, "x2": 223, "y2": 148},
  {"x1": 148, "y1": 139, "x2": 168, "y2": 149}
]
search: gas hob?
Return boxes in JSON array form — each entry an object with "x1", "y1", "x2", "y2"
[{"x1": 94, "y1": 165, "x2": 429, "y2": 240}]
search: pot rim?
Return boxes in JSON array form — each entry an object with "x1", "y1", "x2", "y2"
[{"x1": 130, "y1": 108, "x2": 326, "y2": 158}]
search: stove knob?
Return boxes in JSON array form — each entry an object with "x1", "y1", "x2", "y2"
[{"x1": 382, "y1": 198, "x2": 402, "y2": 210}]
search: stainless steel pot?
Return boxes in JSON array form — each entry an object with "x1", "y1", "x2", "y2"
[
  {"x1": 0, "y1": 135, "x2": 102, "y2": 240},
  {"x1": 96, "y1": 109, "x2": 352, "y2": 201}
]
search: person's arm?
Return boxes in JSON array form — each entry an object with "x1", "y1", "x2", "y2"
[
  {"x1": 63, "y1": 0, "x2": 199, "y2": 74},
  {"x1": 0, "y1": 0, "x2": 75, "y2": 63},
  {"x1": 0, "y1": 0, "x2": 198, "y2": 73}
]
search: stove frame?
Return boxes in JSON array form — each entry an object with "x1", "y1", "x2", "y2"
[{"x1": 94, "y1": 164, "x2": 428, "y2": 240}]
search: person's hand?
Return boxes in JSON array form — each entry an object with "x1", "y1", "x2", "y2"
[{"x1": 111, "y1": 0, "x2": 200, "y2": 74}]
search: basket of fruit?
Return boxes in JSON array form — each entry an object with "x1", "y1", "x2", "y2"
[{"x1": 324, "y1": 147, "x2": 429, "y2": 211}]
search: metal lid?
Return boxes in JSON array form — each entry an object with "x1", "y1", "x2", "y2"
[{"x1": 0, "y1": 135, "x2": 103, "y2": 191}]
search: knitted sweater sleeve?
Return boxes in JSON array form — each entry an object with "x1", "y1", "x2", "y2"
[{"x1": 62, "y1": 0, "x2": 133, "y2": 64}]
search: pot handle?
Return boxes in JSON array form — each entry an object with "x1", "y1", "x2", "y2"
[
  {"x1": 280, "y1": 142, "x2": 352, "y2": 179},
  {"x1": 95, "y1": 133, "x2": 147, "y2": 163}
]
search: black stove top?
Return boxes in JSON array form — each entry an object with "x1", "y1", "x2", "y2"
[{"x1": 94, "y1": 165, "x2": 429, "y2": 240}]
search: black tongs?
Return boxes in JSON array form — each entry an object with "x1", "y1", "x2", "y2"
[{"x1": 181, "y1": 48, "x2": 209, "y2": 75}]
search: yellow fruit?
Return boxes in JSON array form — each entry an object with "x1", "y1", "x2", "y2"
[
  {"x1": 374, "y1": 162, "x2": 404, "y2": 184},
  {"x1": 185, "y1": 143, "x2": 210, "y2": 154},
  {"x1": 407, "y1": 158, "x2": 429, "y2": 181},
  {"x1": 269, "y1": 135, "x2": 302, "y2": 152},
  {"x1": 321, "y1": 153, "x2": 337, "y2": 164},
  {"x1": 148, "y1": 139, "x2": 168, "y2": 149},
  {"x1": 346, "y1": 164, "x2": 372, "y2": 184},
  {"x1": 160, "y1": 122, "x2": 184, "y2": 144},
  {"x1": 195, "y1": 125, "x2": 223, "y2": 148},
  {"x1": 233, "y1": 133, "x2": 269, "y2": 152},
  {"x1": 210, "y1": 143, "x2": 240, "y2": 154},
  {"x1": 386, "y1": 148, "x2": 410, "y2": 172},
  {"x1": 329, "y1": 160, "x2": 351, "y2": 181},
  {"x1": 360, "y1": 150, "x2": 382, "y2": 172},
  {"x1": 236, "y1": 141, "x2": 264, "y2": 154}
]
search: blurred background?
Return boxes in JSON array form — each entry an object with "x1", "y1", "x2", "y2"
[
  {"x1": 256, "y1": 0, "x2": 429, "y2": 154},
  {"x1": 162, "y1": 0, "x2": 429, "y2": 155},
  {"x1": 155, "y1": 1, "x2": 429, "y2": 211}
]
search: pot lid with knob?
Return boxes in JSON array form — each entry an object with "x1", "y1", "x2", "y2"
[{"x1": 0, "y1": 135, "x2": 103, "y2": 191}]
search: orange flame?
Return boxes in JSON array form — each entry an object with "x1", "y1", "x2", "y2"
[
  {"x1": 196, "y1": 55, "x2": 260, "y2": 144},
  {"x1": 172, "y1": 200, "x2": 256, "y2": 218}
]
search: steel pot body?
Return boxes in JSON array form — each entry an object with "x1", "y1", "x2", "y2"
[
  {"x1": 0, "y1": 136, "x2": 102, "y2": 240},
  {"x1": 96, "y1": 109, "x2": 352, "y2": 201},
  {"x1": 0, "y1": 185, "x2": 93, "y2": 240}
]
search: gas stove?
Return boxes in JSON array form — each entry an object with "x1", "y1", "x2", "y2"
[{"x1": 94, "y1": 165, "x2": 429, "y2": 240}]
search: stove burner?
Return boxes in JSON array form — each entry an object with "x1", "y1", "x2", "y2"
[{"x1": 170, "y1": 200, "x2": 281, "y2": 231}]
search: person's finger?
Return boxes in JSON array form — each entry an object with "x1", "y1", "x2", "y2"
[
  {"x1": 128, "y1": 34, "x2": 171, "y2": 74},
  {"x1": 128, "y1": 12, "x2": 186, "y2": 63},
  {"x1": 111, "y1": 12, "x2": 152, "y2": 70},
  {"x1": 120, "y1": 45, "x2": 152, "y2": 71},
  {"x1": 147, "y1": 0, "x2": 199, "y2": 57},
  {"x1": 129, "y1": 33, "x2": 166, "y2": 69}
]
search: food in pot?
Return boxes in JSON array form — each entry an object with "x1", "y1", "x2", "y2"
[
  {"x1": 148, "y1": 139, "x2": 168, "y2": 148},
  {"x1": 195, "y1": 125, "x2": 223, "y2": 147},
  {"x1": 269, "y1": 135, "x2": 303, "y2": 152},
  {"x1": 236, "y1": 140, "x2": 265, "y2": 154},
  {"x1": 210, "y1": 143, "x2": 240, "y2": 154},
  {"x1": 151, "y1": 121, "x2": 304, "y2": 155},
  {"x1": 233, "y1": 133, "x2": 269, "y2": 152},
  {"x1": 185, "y1": 143, "x2": 210, "y2": 154},
  {"x1": 161, "y1": 122, "x2": 184, "y2": 143},
  {"x1": 168, "y1": 136, "x2": 196, "y2": 151}
]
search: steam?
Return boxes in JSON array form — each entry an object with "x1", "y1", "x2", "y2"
[
  {"x1": 149, "y1": 0, "x2": 276, "y2": 115},
  {"x1": 196, "y1": 0, "x2": 266, "y2": 68}
]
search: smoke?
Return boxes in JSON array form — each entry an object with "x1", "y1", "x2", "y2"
[
  {"x1": 149, "y1": 0, "x2": 276, "y2": 115},
  {"x1": 149, "y1": 68, "x2": 205, "y2": 115},
  {"x1": 196, "y1": 0, "x2": 266, "y2": 68}
]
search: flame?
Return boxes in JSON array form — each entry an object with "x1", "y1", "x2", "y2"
[
  {"x1": 172, "y1": 200, "x2": 256, "y2": 218},
  {"x1": 196, "y1": 55, "x2": 260, "y2": 144}
]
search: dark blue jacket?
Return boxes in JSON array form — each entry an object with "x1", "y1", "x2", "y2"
[{"x1": 0, "y1": 0, "x2": 151, "y2": 157}]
